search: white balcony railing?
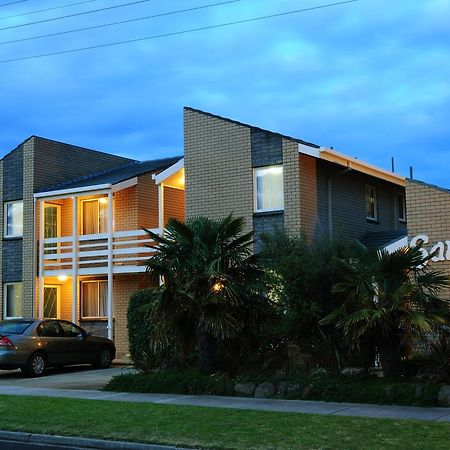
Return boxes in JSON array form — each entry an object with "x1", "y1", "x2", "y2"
[{"x1": 42, "y1": 228, "x2": 161, "y2": 276}]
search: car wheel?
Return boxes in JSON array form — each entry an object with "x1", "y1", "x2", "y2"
[
  {"x1": 94, "y1": 348, "x2": 112, "y2": 369},
  {"x1": 26, "y1": 352, "x2": 47, "y2": 377}
]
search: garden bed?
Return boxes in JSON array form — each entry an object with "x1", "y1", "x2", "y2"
[{"x1": 104, "y1": 370, "x2": 449, "y2": 407}]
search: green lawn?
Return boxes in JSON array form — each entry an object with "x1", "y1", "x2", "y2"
[{"x1": 0, "y1": 395, "x2": 448, "y2": 449}]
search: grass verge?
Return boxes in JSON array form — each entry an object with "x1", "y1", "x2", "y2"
[{"x1": 0, "y1": 395, "x2": 449, "y2": 449}]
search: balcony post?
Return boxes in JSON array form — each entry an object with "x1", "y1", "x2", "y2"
[
  {"x1": 107, "y1": 191, "x2": 113, "y2": 341},
  {"x1": 158, "y1": 183, "x2": 164, "y2": 232},
  {"x1": 38, "y1": 200, "x2": 45, "y2": 318},
  {"x1": 72, "y1": 196, "x2": 78, "y2": 324}
]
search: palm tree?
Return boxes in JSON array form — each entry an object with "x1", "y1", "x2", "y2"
[
  {"x1": 144, "y1": 215, "x2": 263, "y2": 373},
  {"x1": 322, "y1": 243, "x2": 450, "y2": 377}
]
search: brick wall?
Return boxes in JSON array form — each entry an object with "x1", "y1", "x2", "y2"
[
  {"x1": 251, "y1": 130, "x2": 282, "y2": 167},
  {"x1": 299, "y1": 154, "x2": 319, "y2": 241},
  {"x1": 406, "y1": 180, "x2": 450, "y2": 299},
  {"x1": 0, "y1": 159, "x2": 3, "y2": 315},
  {"x1": 164, "y1": 187, "x2": 185, "y2": 225},
  {"x1": 114, "y1": 186, "x2": 137, "y2": 231},
  {"x1": 282, "y1": 139, "x2": 301, "y2": 236},
  {"x1": 137, "y1": 174, "x2": 159, "y2": 230},
  {"x1": 184, "y1": 108, "x2": 254, "y2": 235}
]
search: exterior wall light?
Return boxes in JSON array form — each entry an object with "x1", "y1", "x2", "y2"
[{"x1": 57, "y1": 275, "x2": 68, "y2": 282}]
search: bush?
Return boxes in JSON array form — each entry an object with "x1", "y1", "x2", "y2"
[{"x1": 127, "y1": 289, "x2": 161, "y2": 371}]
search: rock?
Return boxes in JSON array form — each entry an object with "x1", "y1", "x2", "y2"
[
  {"x1": 277, "y1": 382, "x2": 301, "y2": 396},
  {"x1": 309, "y1": 367, "x2": 329, "y2": 378},
  {"x1": 234, "y1": 382, "x2": 256, "y2": 396},
  {"x1": 438, "y1": 385, "x2": 450, "y2": 406},
  {"x1": 340, "y1": 367, "x2": 365, "y2": 377},
  {"x1": 254, "y1": 382, "x2": 276, "y2": 398}
]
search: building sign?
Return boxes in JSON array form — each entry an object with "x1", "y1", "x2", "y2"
[{"x1": 410, "y1": 235, "x2": 450, "y2": 263}]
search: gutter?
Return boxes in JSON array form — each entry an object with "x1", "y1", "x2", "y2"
[{"x1": 34, "y1": 183, "x2": 111, "y2": 198}]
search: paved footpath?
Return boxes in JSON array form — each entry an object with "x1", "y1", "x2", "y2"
[{"x1": 0, "y1": 384, "x2": 449, "y2": 422}]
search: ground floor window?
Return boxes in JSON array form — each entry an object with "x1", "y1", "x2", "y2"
[
  {"x1": 81, "y1": 280, "x2": 107, "y2": 318},
  {"x1": 4, "y1": 283, "x2": 23, "y2": 318}
]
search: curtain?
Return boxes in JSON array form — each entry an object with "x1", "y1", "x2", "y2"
[
  {"x1": 83, "y1": 200, "x2": 98, "y2": 235},
  {"x1": 99, "y1": 281, "x2": 107, "y2": 317},
  {"x1": 6, "y1": 283, "x2": 22, "y2": 318},
  {"x1": 99, "y1": 201, "x2": 108, "y2": 233},
  {"x1": 6, "y1": 202, "x2": 23, "y2": 236},
  {"x1": 82, "y1": 282, "x2": 98, "y2": 317},
  {"x1": 256, "y1": 167, "x2": 284, "y2": 211}
]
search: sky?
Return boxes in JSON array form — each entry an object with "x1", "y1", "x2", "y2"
[{"x1": 0, "y1": 0, "x2": 449, "y2": 187}]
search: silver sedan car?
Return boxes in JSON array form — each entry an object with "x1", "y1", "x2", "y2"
[{"x1": 0, "y1": 319, "x2": 116, "y2": 377}]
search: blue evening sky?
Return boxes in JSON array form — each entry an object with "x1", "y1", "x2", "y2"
[{"x1": 1, "y1": 0, "x2": 449, "y2": 187}]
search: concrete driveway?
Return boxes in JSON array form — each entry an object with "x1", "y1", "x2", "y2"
[{"x1": 0, "y1": 364, "x2": 134, "y2": 390}]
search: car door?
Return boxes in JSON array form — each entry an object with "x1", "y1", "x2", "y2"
[
  {"x1": 58, "y1": 321, "x2": 91, "y2": 364},
  {"x1": 36, "y1": 321, "x2": 66, "y2": 366}
]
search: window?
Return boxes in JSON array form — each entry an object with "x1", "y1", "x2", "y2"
[
  {"x1": 4, "y1": 201, "x2": 23, "y2": 237},
  {"x1": 82, "y1": 198, "x2": 108, "y2": 235},
  {"x1": 4, "y1": 283, "x2": 23, "y2": 319},
  {"x1": 59, "y1": 321, "x2": 85, "y2": 337},
  {"x1": 397, "y1": 192, "x2": 406, "y2": 222},
  {"x1": 37, "y1": 321, "x2": 62, "y2": 338},
  {"x1": 254, "y1": 165, "x2": 284, "y2": 212},
  {"x1": 81, "y1": 280, "x2": 107, "y2": 318},
  {"x1": 365, "y1": 185, "x2": 378, "y2": 221}
]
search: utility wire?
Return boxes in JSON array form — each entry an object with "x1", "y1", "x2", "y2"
[
  {"x1": 1, "y1": 1, "x2": 101, "y2": 21},
  {"x1": 0, "y1": 0, "x2": 241, "y2": 45},
  {"x1": 0, "y1": 0, "x2": 27, "y2": 7},
  {"x1": 0, "y1": 0, "x2": 359, "y2": 63},
  {"x1": 0, "y1": 0, "x2": 155, "y2": 31}
]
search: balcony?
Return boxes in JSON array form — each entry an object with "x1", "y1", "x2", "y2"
[{"x1": 41, "y1": 228, "x2": 161, "y2": 277}]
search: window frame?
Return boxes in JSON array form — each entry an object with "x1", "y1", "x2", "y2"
[
  {"x1": 81, "y1": 198, "x2": 108, "y2": 236},
  {"x1": 365, "y1": 184, "x2": 378, "y2": 222},
  {"x1": 3, "y1": 282, "x2": 23, "y2": 319},
  {"x1": 80, "y1": 280, "x2": 107, "y2": 319},
  {"x1": 4, "y1": 200, "x2": 24, "y2": 238},
  {"x1": 397, "y1": 192, "x2": 407, "y2": 223},
  {"x1": 253, "y1": 165, "x2": 285, "y2": 213}
]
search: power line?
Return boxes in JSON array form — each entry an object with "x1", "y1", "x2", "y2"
[
  {"x1": 0, "y1": 0, "x2": 155, "y2": 31},
  {"x1": 0, "y1": 0, "x2": 241, "y2": 45},
  {"x1": 0, "y1": 0, "x2": 359, "y2": 63},
  {"x1": 0, "y1": 1, "x2": 101, "y2": 21},
  {"x1": 0, "y1": 0, "x2": 27, "y2": 7}
]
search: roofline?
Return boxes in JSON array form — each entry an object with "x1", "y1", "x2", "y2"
[
  {"x1": 184, "y1": 106, "x2": 320, "y2": 148},
  {"x1": 152, "y1": 158, "x2": 184, "y2": 185},
  {"x1": 34, "y1": 184, "x2": 111, "y2": 198},
  {"x1": 406, "y1": 178, "x2": 450, "y2": 195},
  {"x1": 318, "y1": 147, "x2": 406, "y2": 186}
]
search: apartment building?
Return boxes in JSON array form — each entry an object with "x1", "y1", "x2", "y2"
[
  {"x1": 0, "y1": 136, "x2": 184, "y2": 357},
  {"x1": 183, "y1": 107, "x2": 408, "y2": 251}
]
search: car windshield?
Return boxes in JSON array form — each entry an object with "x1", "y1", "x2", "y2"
[{"x1": 0, "y1": 320, "x2": 34, "y2": 335}]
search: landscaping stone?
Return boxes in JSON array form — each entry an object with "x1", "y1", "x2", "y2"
[
  {"x1": 438, "y1": 385, "x2": 450, "y2": 406},
  {"x1": 254, "y1": 382, "x2": 276, "y2": 398},
  {"x1": 277, "y1": 382, "x2": 301, "y2": 396},
  {"x1": 341, "y1": 367, "x2": 365, "y2": 377},
  {"x1": 234, "y1": 382, "x2": 256, "y2": 396}
]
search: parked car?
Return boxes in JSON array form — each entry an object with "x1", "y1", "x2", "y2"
[{"x1": 0, "y1": 319, "x2": 116, "y2": 377}]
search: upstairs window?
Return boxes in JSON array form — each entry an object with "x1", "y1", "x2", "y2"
[
  {"x1": 82, "y1": 198, "x2": 108, "y2": 235},
  {"x1": 4, "y1": 200, "x2": 23, "y2": 238},
  {"x1": 254, "y1": 166, "x2": 284, "y2": 212},
  {"x1": 365, "y1": 185, "x2": 378, "y2": 221},
  {"x1": 397, "y1": 192, "x2": 406, "y2": 222}
]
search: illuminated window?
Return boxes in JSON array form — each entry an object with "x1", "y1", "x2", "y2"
[
  {"x1": 4, "y1": 201, "x2": 23, "y2": 238},
  {"x1": 81, "y1": 280, "x2": 107, "y2": 318},
  {"x1": 4, "y1": 283, "x2": 23, "y2": 318},
  {"x1": 365, "y1": 185, "x2": 378, "y2": 221},
  {"x1": 254, "y1": 166, "x2": 284, "y2": 212},
  {"x1": 397, "y1": 192, "x2": 406, "y2": 222},
  {"x1": 82, "y1": 198, "x2": 108, "y2": 235}
]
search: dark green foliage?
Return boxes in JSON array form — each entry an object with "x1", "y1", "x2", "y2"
[
  {"x1": 259, "y1": 231, "x2": 359, "y2": 370},
  {"x1": 105, "y1": 370, "x2": 444, "y2": 407},
  {"x1": 127, "y1": 289, "x2": 170, "y2": 371},
  {"x1": 144, "y1": 215, "x2": 268, "y2": 373},
  {"x1": 104, "y1": 370, "x2": 234, "y2": 396},
  {"x1": 323, "y1": 244, "x2": 450, "y2": 376}
]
